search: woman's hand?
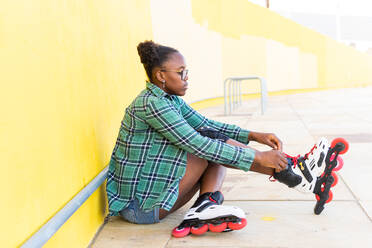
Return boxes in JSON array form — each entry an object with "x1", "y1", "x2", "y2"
[
  {"x1": 248, "y1": 131, "x2": 283, "y2": 151},
  {"x1": 252, "y1": 150, "x2": 288, "y2": 171}
]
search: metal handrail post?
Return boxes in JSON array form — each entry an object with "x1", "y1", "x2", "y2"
[
  {"x1": 228, "y1": 79, "x2": 234, "y2": 114},
  {"x1": 223, "y1": 76, "x2": 268, "y2": 115},
  {"x1": 238, "y1": 80, "x2": 242, "y2": 106},
  {"x1": 235, "y1": 80, "x2": 238, "y2": 109},
  {"x1": 260, "y1": 77, "x2": 268, "y2": 114},
  {"x1": 232, "y1": 80, "x2": 237, "y2": 111},
  {"x1": 223, "y1": 78, "x2": 230, "y2": 115}
]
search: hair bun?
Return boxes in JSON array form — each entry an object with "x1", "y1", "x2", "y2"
[
  {"x1": 137, "y1": 40, "x2": 160, "y2": 65},
  {"x1": 136, "y1": 40, "x2": 178, "y2": 81}
]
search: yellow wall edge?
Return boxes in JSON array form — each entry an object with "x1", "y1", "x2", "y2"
[{"x1": 190, "y1": 86, "x2": 366, "y2": 110}]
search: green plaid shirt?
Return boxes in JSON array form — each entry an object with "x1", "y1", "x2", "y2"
[{"x1": 106, "y1": 82, "x2": 255, "y2": 215}]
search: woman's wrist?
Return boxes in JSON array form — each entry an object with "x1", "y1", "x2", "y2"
[
  {"x1": 248, "y1": 131, "x2": 257, "y2": 142},
  {"x1": 252, "y1": 150, "x2": 262, "y2": 166}
]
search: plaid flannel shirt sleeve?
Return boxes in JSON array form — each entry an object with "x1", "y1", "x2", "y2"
[
  {"x1": 145, "y1": 97, "x2": 255, "y2": 171},
  {"x1": 179, "y1": 99, "x2": 250, "y2": 144}
]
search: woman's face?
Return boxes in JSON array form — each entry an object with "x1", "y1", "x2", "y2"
[{"x1": 158, "y1": 52, "x2": 189, "y2": 96}]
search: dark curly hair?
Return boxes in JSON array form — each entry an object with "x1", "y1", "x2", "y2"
[{"x1": 137, "y1": 40, "x2": 179, "y2": 81}]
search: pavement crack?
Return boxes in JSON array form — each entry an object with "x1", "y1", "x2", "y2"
[{"x1": 339, "y1": 174, "x2": 372, "y2": 222}]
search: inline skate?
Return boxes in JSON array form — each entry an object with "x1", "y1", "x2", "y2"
[
  {"x1": 273, "y1": 137, "x2": 349, "y2": 214},
  {"x1": 172, "y1": 191, "x2": 247, "y2": 238}
]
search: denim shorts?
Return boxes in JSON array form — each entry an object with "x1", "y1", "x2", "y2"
[{"x1": 119, "y1": 199, "x2": 159, "y2": 224}]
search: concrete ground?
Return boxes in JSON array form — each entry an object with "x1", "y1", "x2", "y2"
[{"x1": 90, "y1": 87, "x2": 372, "y2": 248}]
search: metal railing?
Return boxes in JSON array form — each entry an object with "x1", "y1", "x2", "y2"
[
  {"x1": 224, "y1": 76, "x2": 268, "y2": 115},
  {"x1": 21, "y1": 166, "x2": 109, "y2": 248}
]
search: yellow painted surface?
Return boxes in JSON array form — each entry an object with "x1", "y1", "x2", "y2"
[
  {"x1": 0, "y1": 0, "x2": 152, "y2": 247},
  {"x1": 191, "y1": 0, "x2": 372, "y2": 90},
  {"x1": 324, "y1": 37, "x2": 372, "y2": 87},
  {"x1": 150, "y1": 0, "x2": 372, "y2": 106},
  {"x1": 190, "y1": 97, "x2": 225, "y2": 110},
  {"x1": 150, "y1": 0, "x2": 224, "y2": 103},
  {"x1": 221, "y1": 36, "x2": 267, "y2": 92},
  {"x1": 261, "y1": 216, "x2": 276, "y2": 221}
]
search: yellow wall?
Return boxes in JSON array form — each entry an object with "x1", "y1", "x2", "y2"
[
  {"x1": 150, "y1": 0, "x2": 371, "y2": 106},
  {"x1": 190, "y1": 0, "x2": 372, "y2": 93},
  {"x1": 0, "y1": 1, "x2": 152, "y2": 247}
]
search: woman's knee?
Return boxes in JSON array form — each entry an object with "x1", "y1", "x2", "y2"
[
  {"x1": 187, "y1": 153, "x2": 208, "y2": 169},
  {"x1": 180, "y1": 154, "x2": 208, "y2": 190},
  {"x1": 186, "y1": 153, "x2": 226, "y2": 177},
  {"x1": 184, "y1": 153, "x2": 209, "y2": 181}
]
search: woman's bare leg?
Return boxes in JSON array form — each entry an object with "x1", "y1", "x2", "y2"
[
  {"x1": 199, "y1": 162, "x2": 226, "y2": 194},
  {"x1": 159, "y1": 138, "x2": 274, "y2": 219},
  {"x1": 159, "y1": 153, "x2": 208, "y2": 219},
  {"x1": 159, "y1": 153, "x2": 228, "y2": 219}
]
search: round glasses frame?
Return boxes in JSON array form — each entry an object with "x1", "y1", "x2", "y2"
[{"x1": 160, "y1": 69, "x2": 188, "y2": 80}]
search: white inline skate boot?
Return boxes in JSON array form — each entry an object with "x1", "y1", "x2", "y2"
[
  {"x1": 172, "y1": 191, "x2": 247, "y2": 238},
  {"x1": 273, "y1": 137, "x2": 349, "y2": 214}
]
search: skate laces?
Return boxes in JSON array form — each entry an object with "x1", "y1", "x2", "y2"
[
  {"x1": 269, "y1": 144, "x2": 317, "y2": 182},
  {"x1": 284, "y1": 144, "x2": 317, "y2": 168},
  {"x1": 284, "y1": 153, "x2": 299, "y2": 168},
  {"x1": 304, "y1": 144, "x2": 317, "y2": 160}
]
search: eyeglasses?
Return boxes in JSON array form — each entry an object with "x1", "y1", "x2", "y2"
[{"x1": 160, "y1": 69, "x2": 188, "y2": 81}]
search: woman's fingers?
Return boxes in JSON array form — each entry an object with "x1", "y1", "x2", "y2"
[
  {"x1": 270, "y1": 135, "x2": 283, "y2": 151},
  {"x1": 251, "y1": 132, "x2": 283, "y2": 152},
  {"x1": 276, "y1": 138, "x2": 283, "y2": 151},
  {"x1": 275, "y1": 151, "x2": 287, "y2": 170},
  {"x1": 267, "y1": 139, "x2": 278, "y2": 150}
]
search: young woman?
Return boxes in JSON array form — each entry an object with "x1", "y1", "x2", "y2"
[{"x1": 105, "y1": 41, "x2": 307, "y2": 233}]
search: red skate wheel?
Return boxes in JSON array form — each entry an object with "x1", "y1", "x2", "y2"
[
  {"x1": 172, "y1": 227, "x2": 191, "y2": 238},
  {"x1": 332, "y1": 156, "x2": 344, "y2": 171},
  {"x1": 331, "y1": 138, "x2": 349, "y2": 154},
  {"x1": 228, "y1": 218, "x2": 247, "y2": 230},
  {"x1": 315, "y1": 188, "x2": 333, "y2": 203},
  {"x1": 190, "y1": 224, "x2": 208, "y2": 235},
  {"x1": 331, "y1": 171, "x2": 338, "y2": 187},
  {"x1": 209, "y1": 222, "x2": 227, "y2": 232},
  {"x1": 172, "y1": 226, "x2": 191, "y2": 238},
  {"x1": 326, "y1": 190, "x2": 333, "y2": 203}
]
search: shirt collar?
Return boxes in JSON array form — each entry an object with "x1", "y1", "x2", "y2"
[{"x1": 146, "y1": 81, "x2": 168, "y2": 98}]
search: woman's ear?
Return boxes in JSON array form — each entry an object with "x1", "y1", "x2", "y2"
[{"x1": 154, "y1": 69, "x2": 165, "y2": 83}]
